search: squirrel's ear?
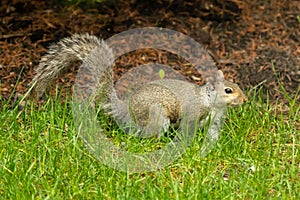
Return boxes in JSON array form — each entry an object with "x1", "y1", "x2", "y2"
[
  {"x1": 216, "y1": 70, "x2": 224, "y2": 80},
  {"x1": 204, "y1": 69, "x2": 224, "y2": 83}
]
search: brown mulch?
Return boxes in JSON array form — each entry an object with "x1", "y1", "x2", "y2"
[{"x1": 0, "y1": 0, "x2": 299, "y2": 104}]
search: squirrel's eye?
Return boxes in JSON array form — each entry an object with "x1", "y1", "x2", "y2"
[{"x1": 225, "y1": 87, "x2": 233, "y2": 94}]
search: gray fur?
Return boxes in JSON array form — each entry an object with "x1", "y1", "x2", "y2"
[{"x1": 31, "y1": 33, "x2": 248, "y2": 139}]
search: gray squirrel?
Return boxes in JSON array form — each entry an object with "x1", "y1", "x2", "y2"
[{"x1": 31, "y1": 33, "x2": 247, "y2": 140}]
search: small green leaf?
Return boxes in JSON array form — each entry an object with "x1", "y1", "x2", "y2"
[{"x1": 159, "y1": 69, "x2": 165, "y2": 79}]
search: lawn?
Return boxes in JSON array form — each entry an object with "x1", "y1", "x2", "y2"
[{"x1": 0, "y1": 87, "x2": 299, "y2": 199}]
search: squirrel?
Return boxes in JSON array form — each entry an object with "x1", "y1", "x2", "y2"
[{"x1": 30, "y1": 33, "x2": 248, "y2": 140}]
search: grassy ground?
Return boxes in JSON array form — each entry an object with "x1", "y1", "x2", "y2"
[{"x1": 0, "y1": 87, "x2": 299, "y2": 199}]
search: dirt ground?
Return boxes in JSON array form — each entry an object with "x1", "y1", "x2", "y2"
[{"x1": 0, "y1": 0, "x2": 299, "y2": 104}]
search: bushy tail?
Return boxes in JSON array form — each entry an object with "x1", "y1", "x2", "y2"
[{"x1": 30, "y1": 33, "x2": 112, "y2": 95}]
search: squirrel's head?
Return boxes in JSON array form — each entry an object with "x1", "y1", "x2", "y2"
[
  {"x1": 218, "y1": 80, "x2": 248, "y2": 107},
  {"x1": 206, "y1": 70, "x2": 247, "y2": 107}
]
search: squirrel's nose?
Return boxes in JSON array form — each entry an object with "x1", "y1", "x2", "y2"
[{"x1": 243, "y1": 96, "x2": 248, "y2": 103}]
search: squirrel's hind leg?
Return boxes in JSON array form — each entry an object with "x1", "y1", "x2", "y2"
[{"x1": 139, "y1": 103, "x2": 170, "y2": 139}]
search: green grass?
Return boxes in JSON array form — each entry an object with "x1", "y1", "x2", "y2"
[{"x1": 0, "y1": 87, "x2": 299, "y2": 199}]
